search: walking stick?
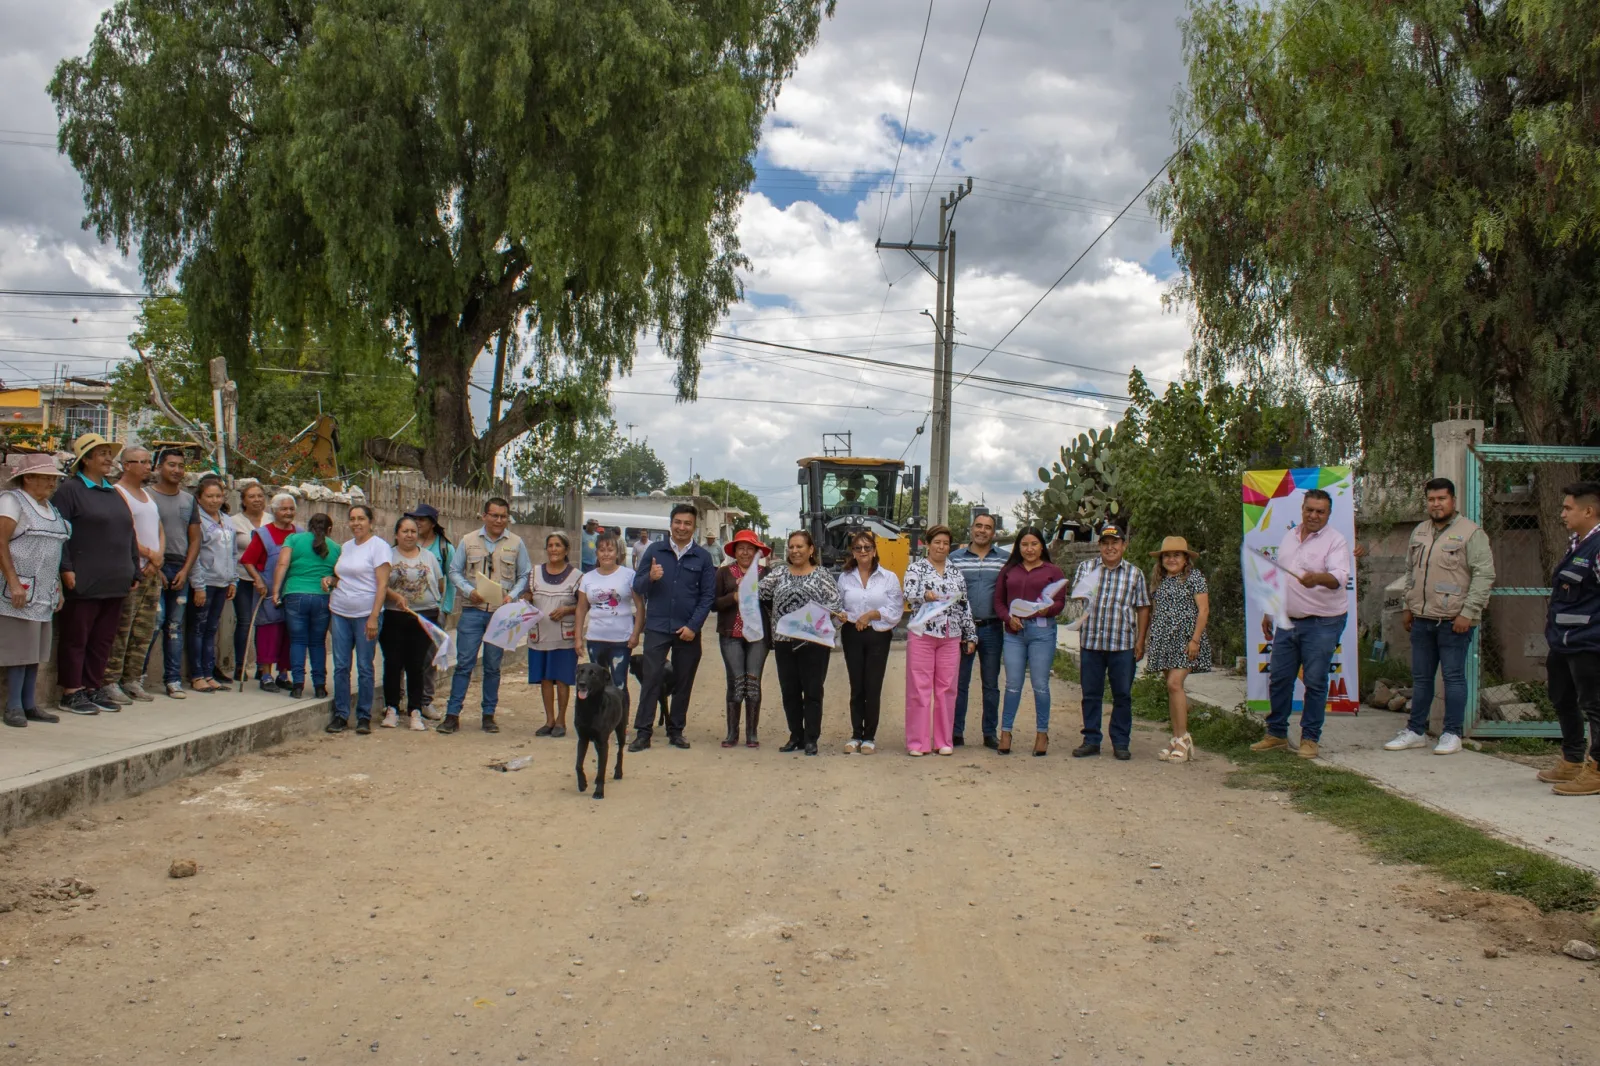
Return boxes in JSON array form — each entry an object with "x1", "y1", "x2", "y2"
[{"x1": 238, "y1": 588, "x2": 268, "y2": 693}]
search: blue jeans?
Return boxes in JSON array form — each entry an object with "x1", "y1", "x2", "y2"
[
  {"x1": 446, "y1": 607, "x2": 504, "y2": 719},
  {"x1": 1407, "y1": 618, "x2": 1471, "y2": 736},
  {"x1": 331, "y1": 613, "x2": 377, "y2": 721},
  {"x1": 1002, "y1": 622, "x2": 1056, "y2": 732},
  {"x1": 956, "y1": 621, "x2": 1004, "y2": 739},
  {"x1": 588, "y1": 640, "x2": 632, "y2": 712},
  {"x1": 186, "y1": 587, "x2": 230, "y2": 680},
  {"x1": 1266, "y1": 613, "x2": 1347, "y2": 743},
  {"x1": 1080, "y1": 647, "x2": 1136, "y2": 749},
  {"x1": 284, "y1": 593, "x2": 332, "y2": 688},
  {"x1": 151, "y1": 559, "x2": 188, "y2": 684}
]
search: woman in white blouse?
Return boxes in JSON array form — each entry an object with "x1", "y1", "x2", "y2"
[{"x1": 836, "y1": 530, "x2": 903, "y2": 753}]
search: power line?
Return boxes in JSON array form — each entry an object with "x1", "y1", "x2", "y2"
[
  {"x1": 0, "y1": 289, "x2": 151, "y2": 299},
  {"x1": 879, "y1": 0, "x2": 936, "y2": 240},
  {"x1": 910, "y1": 0, "x2": 992, "y2": 240},
  {"x1": 952, "y1": 0, "x2": 1326, "y2": 394}
]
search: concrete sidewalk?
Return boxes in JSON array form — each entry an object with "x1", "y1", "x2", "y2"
[
  {"x1": 0, "y1": 686, "x2": 332, "y2": 834},
  {"x1": 1058, "y1": 629, "x2": 1600, "y2": 874}
]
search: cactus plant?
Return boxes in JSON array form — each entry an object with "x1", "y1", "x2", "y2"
[{"x1": 1036, "y1": 426, "x2": 1124, "y2": 531}]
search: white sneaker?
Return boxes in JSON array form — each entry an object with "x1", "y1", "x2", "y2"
[
  {"x1": 419, "y1": 704, "x2": 443, "y2": 722},
  {"x1": 165, "y1": 682, "x2": 187, "y2": 700},
  {"x1": 843, "y1": 739, "x2": 861, "y2": 753},
  {"x1": 859, "y1": 740, "x2": 876, "y2": 754},
  {"x1": 1433, "y1": 732, "x2": 1462, "y2": 755},
  {"x1": 1383, "y1": 729, "x2": 1428, "y2": 751},
  {"x1": 380, "y1": 708, "x2": 399, "y2": 729},
  {"x1": 409, "y1": 710, "x2": 428, "y2": 731},
  {"x1": 936, "y1": 746, "x2": 954, "y2": 756}
]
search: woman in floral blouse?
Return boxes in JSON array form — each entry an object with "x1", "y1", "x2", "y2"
[
  {"x1": 759, "y1": 530, "x2": 844, "y2": 756},
  {"x1": 902, "y1": 524, "x2": 978, "y2": 756}
]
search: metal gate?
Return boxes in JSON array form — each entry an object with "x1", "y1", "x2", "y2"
[{"x1": 1462, "y1": 444, "x2": 1600, "y2": 737}]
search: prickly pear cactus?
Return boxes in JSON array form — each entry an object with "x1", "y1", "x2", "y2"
[{"x1": 1037, "y1": 426, "x2": 1123, "y2": 530}]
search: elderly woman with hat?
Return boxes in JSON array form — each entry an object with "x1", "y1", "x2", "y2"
[
  {"x1": 1145, "y1": 535, "x2": 1211, "y2": 763},
  {"x1": 713, "y1": 529, "x2": 772, "y2": 748},
  {"x1": 0, "y1": 453, "x2": 72, "y2": 726},
  {"x1": 52, "y1": 434, "x2": 142, "y2": 716}
]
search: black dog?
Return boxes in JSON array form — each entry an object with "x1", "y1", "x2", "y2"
[
  {"x1": 574, "y1": 662, "x2": 626, "y2": 800},
  {"x1": 629, "y1": 653, "x2": 672, "y2": 728}
]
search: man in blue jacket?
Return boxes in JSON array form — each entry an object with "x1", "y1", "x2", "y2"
[
  {"x1": 628, "y1": 503, "x2": 717, "y2": 750},
  {"x1": 1544, "y1": 481, "x2": 1600, "y2": 796}
]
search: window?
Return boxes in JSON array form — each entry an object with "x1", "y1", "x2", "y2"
[{"x1": 62, "y1": 403, "x2": 108, "y2": 439}]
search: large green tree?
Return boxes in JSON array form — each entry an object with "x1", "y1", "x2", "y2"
[
  {"x1": 1160, "y1": 0, "x2": 1600, "y2": 562},
  {"x1": 51, "y1": 0, "x2": 833, "y2": 487},
  {"x1": 597, "y1": 439, "x2": 670, "y2": 497},
  {"x1": 668, "y1": 477, "x2": 769, "y2": 531}
]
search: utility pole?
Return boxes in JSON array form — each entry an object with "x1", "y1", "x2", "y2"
[{"x1": 876, "y1": 177, "x2": 971, "y2": 527}]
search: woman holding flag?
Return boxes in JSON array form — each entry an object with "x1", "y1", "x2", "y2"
[
  {"x1": 994, "y1": 527, "x2": 1068, "y2": 756},
  {"x1": 902, "y1": 525, "x2": 978, "y2": 757},
  {"x1": 760, "y1": 531, "x2": 844, "y2": 756},
  {"x1": 714, "y1": 529, "x2": 772, "y2": 749},
  {"x1": 380, "y1": 515, "x2": 445, "y2": 731},
  {"x1": 576, "y1": 531, "x2": 643, "y2": 718}
]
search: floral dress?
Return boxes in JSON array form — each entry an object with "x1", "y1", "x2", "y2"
[
  {"x1": 902, "y1": 558, "x2": 978, "y2": 642},
  {"x1": 758, "y1": 565, "x2": 844, "y2": 644},
  {"x1": 1145, "y1": 568, "x2": 1212, "y2": 672}
]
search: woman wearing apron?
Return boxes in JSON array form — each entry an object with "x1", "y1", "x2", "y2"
[
  {"x1": 238, "y1": 493, "x2": 299, "y2": 692},
  {"x1": 0, "y1": 455, "x2": 70, "y2": 726},
  {"x1": 528, "y1": 532, "x2": 580, "y2": 738}
]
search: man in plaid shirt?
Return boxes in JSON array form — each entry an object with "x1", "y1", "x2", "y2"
[{"x1": 1072, "y1": 522, "x2": 1151, "y2": 760}]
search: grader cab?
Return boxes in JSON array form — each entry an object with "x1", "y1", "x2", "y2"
[{"x1": 796, "y1": 456, "x2": 913, "y2": 579}]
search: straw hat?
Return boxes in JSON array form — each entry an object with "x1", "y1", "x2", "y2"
[
  {"x1": 70, "y1": 432, "x2": 118, "y2": 466},
  {"x1": 5, "y1": 453, "x2": 67, "y2": 482},
  {"x1": 1148, "y1": 535, "x2": 1200, "y2": 559}
]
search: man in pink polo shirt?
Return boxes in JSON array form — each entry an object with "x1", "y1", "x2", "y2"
[{"x1": 1251, "y1": 489, "x2": 1351, "y2": 759}]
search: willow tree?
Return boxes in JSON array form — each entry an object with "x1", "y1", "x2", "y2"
[
  {"x1": 1159, "y1": 0, "x2": 1600, "y2": 559},
  {"x1": 51, "y1": 0, "x2": 832, "y2": 486}
]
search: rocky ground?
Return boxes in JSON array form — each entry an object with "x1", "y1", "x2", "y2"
[{"x1": 1, "y1": 655, "x2": 1597, "y2": 1065}]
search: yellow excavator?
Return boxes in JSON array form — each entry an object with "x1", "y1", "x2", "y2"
[{"x1": 796, "y1": 455, "x2": 917, "y2": 579}]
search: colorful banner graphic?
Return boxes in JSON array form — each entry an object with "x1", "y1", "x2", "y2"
[{"x1": 1241, "y1": 466, "x2": 1360, "y2": 715}]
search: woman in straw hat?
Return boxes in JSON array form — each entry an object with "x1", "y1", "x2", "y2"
[
  {"x1": 1145, "y1": 535, "x2": 1212, "y2": 763},
  {"x1": 52, "y1": 434, "x2": 142, "y2": 716},
  {"x1": 0, "y1": 453, "x2": 72, "y2": 727}
]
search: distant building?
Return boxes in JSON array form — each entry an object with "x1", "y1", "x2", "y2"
[
  {"x1": 576, "y1": 493, "x2": 747, "y2": 548},
  {"x1": 0, "y1": 378, "x2": 132, "y2": 448}
]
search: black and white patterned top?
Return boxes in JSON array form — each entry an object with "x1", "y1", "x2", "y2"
[
  {"x1": 902, "y1": 558, "x2": 978, "y2": 642},
  {"x1": 1145, "y1": 568, "x2": 1212, "y2": 673},
  {"x1": 759, "y1": 565, "x2": 845, "y2": 644}
]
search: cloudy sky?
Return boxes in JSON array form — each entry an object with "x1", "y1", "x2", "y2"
[{"x1": 0, "y1": 0, "x2": 1195, "y2": 531}]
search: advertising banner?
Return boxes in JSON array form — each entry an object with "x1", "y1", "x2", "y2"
[{"x1": 1242, "y1": 466, "x2": 1360, "y2": 715}]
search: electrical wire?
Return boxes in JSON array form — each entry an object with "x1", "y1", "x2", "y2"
[
  {"x1": 910, "y1": 0, "x2": 992, "y2": 240},
  {"x1": 879, "y1": 0, "x2": 936, "y2": 240}
]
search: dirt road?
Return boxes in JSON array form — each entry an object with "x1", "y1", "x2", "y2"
[{"x1": 1, "y1": 652, "x2": 1596, "y2": 1065}]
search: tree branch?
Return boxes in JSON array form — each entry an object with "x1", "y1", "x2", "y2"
[
  {"x1": 363, "y1": 437, "x2": 424, "y2": 469},
  {"x1": 478, "y1": 391, "x2": 577, "y2": 459}
]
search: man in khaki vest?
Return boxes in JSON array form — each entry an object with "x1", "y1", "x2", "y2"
[
  {"x1": 439, "y1": 497, "x2": 531, "y2": 734},
  {"x1": 1385, "y1": 477, "x2": 1495, "y2": 755}
]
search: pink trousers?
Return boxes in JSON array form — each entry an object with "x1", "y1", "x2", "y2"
[{"x1": 904, "y1": 633, "x2": 960, "y2": 753}]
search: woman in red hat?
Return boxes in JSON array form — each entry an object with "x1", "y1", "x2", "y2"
[{"x1": 713, "y1": 529, "x2": 772, "y2": 748}]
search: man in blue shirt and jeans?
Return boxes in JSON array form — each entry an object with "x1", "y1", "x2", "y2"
[
  {"x1": 628, "y1": 504, "x2": 716, "y2": 751},
  {"x1": 950, "y1": 514, "x2": 1009, "y2": 747}
]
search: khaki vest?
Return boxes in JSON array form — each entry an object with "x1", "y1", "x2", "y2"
[
  {"x1": 1404, "y1": 515, "x2": 1482, "y2": 620},
  {"x1": 458, "y1": 529, "x2": 524, "y2": 609}
]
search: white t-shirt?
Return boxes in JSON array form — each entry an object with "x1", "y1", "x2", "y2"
[
  {"x1": 330, "y1": 535, "x2": 392, "y2": 619},
  {"x1": 579, "y1": 565, "x2": 637, "y2": 643},
  {"x1": 115, "y1": 484, "x2": 162, "y2": 555}
]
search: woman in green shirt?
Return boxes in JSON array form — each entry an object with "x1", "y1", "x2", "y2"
[{"x1": 271, "y1": 512, "x2": 341, "y2": 698}]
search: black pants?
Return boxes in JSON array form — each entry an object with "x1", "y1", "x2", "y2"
[
  {"x1": 380, "y1": 608, "x2": 438, "y2": 712},
  {"x1": 633, "y1": 629, "x2": 702, "y2": 738},
  {"x1": 233, "y1": 579, "x2": 258, "y2": 676},
  {"x1": 774, "y1": 640, "x2": 831, "y2": 744},
  {"x1": 1549, "y1": 649, "x2": 1600, "y2": 763},
  {"x1": 841, "y1": 625, "x2": 892, "y2": 741}
]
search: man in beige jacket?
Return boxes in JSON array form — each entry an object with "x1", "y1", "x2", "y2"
[{"x1": 1384, "y1": 477, "x2": 1495, "y2": 755}]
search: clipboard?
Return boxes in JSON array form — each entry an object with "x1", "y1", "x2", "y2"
[{"x1": 473, "y1": 573, "x2": 507, "y2": 608}]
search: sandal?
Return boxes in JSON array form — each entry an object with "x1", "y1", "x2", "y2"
[
  {"x1": 997, "y1": 730, "x2": 1012, "y2": 755},
  {"x1": 191, "y1": 679, "x2": 216, "y2": 693},
  {"x1": 1168, "y1": 733, "x2": 1194, "y2": 763}
]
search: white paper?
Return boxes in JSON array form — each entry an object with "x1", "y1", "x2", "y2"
[
  {"x1": 1245, "y1": 549, "x2": 1293, "y2": 631},
  {"x1": 737, "y1": 562, "x2": 764, "y2": 642},
  {"x1": 416, "y1": 612, "x2": 454, "y2": 669},
  {"x1": 1070, "y1": 565, "x2": 1102, "y2": 602},
  {"x1": 906, "y1": 597, "x2": 955, "y2": 636},
  {"x1": 482, "y1": 600, "x2": 544, "y2": 650},
  {"x1": 1009, "y1": 578, "x2": 1070, "y2": 619},
  {"x1": 774, "y1": 601, "x2": 838, "y2": 647},
  {"x1": 473, "y1": 573, "x2": 507, "y2": 608}
]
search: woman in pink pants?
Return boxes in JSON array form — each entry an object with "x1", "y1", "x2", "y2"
[{"x1": 903, "y1": 525, "x2": 978, "y2": 756}]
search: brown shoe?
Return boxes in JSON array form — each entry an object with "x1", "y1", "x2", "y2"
[
  {"x1": 1297, "y1": 740, "x2": 1320, "y2": 760},
  {"x1": 1537, "y1": 758, "x2": 1585, "y2": 784},
  {"x1": 1250, "y1": 735, "x2": 1288, "y2": 752},
  {"x1": 1552, "y1": 760, "x2": 1600, "y2": 797}
]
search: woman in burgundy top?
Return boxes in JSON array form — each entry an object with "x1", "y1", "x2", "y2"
[{"x1": 994, "y1": 527, "x2": 1067, "y2": 755}]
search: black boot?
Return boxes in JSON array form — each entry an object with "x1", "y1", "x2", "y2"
[
  {"x1": 744, "y1": 692, "x2": 761, "y2": 748},
  {"x1": 721, "y1": 701, "x2": 740, "y2": 748}
]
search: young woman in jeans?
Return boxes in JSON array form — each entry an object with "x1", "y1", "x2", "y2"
[
  {"x1": 323, "y1": 505, "x2": 390, "y2": 733},
  {"x1": 994, "y1": 527, "x2": 1067, "y2": 756},
  {"x1": 185, "y1": 477, "x2": 237, "y2": 693},
  {"x1": 379, "y1": 515, "x2": 443, "y2": 731},
  {"x1": 713, "y1": 529, "x2": 772, "y2": 748},
  {"x1": 271, "y1": 513, "x2": 340, "y2": 698},
  {"x1": 576, "y1": 531, "x2": 643, "y2": 716}
]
